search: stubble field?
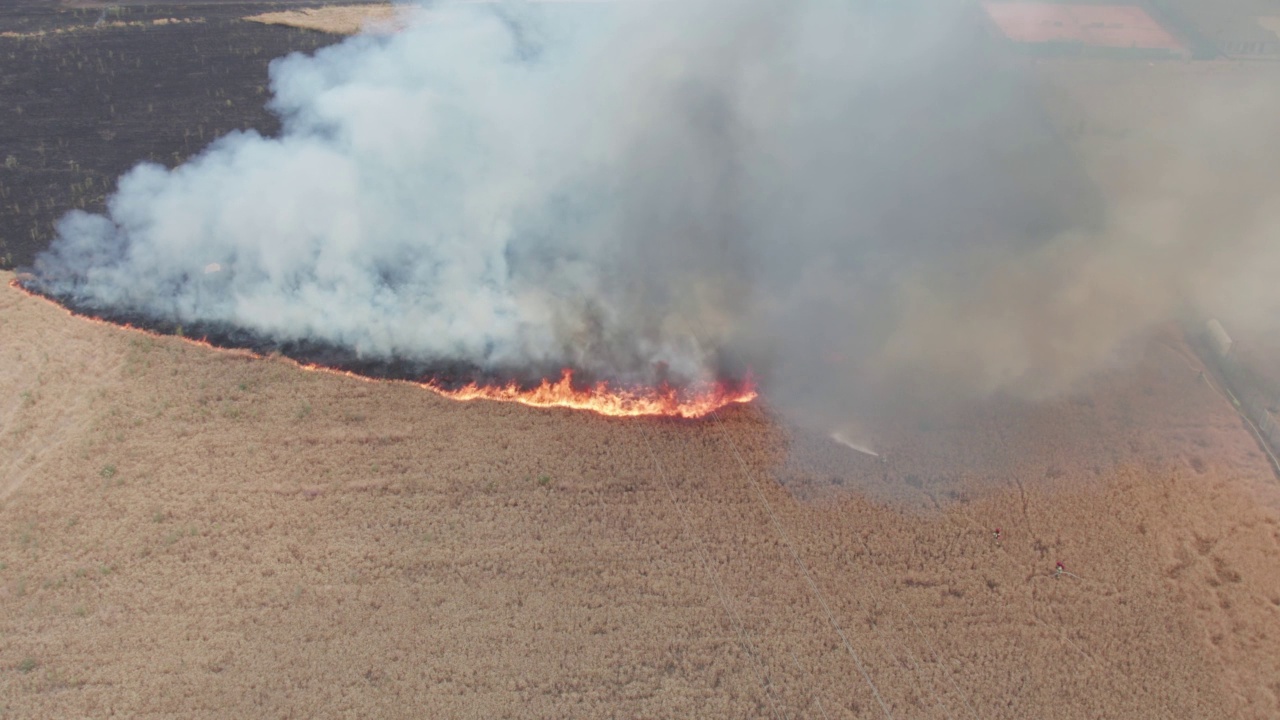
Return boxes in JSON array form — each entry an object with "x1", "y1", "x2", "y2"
[
  {"x1": 3, "y1": 272, "x2": 1280, "y2": 718},
  {"x1": 4, "y1": 3, "x2": 1280, "y2": 717}
]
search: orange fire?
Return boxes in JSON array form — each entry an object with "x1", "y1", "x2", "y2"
[
  {"x1": 428, "y1": 370, "x2": 755, "y2": 418},
  {"x1": 8, "y1": 277, "x2": 755, "y2": 418}
]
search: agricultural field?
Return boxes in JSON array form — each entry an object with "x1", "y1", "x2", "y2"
[
  {"x1": 3, "y1": 1, "x2": 1280, "y2": 718},
  {"x1": 3, "y1": 272, "x2": 1280, "y2": 718}
]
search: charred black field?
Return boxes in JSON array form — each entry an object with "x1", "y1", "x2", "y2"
[{"x1": 0, "y1": 0, "x2": 351, "y2": 270}]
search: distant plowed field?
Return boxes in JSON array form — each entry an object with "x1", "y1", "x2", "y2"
[{"x1": 3, "y1": 271, "x2": 1279, "y2": 718}]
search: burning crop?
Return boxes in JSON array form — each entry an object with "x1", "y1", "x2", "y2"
[{"x1": 428, "y1": 370, "x2": 755, "y2": 419}]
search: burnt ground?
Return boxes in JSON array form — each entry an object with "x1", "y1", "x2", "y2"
[{"x1": 0, "y1": 0, "x2": 356, "y2": 269}]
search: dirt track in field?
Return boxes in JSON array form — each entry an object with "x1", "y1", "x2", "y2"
[
  {"x1": 245, "y1": 4, "x2": 400, "y2": 36},
  {"x1": 2, "y1": 270, "x2": 1279, "y2": 718}
]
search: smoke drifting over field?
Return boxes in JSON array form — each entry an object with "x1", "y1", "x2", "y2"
[{"x1": 29, "y1": 0, "x2": 1280, "y2": 426}]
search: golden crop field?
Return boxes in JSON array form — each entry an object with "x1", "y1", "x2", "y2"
[{"x1": 3, "y1": 271, "x2": 1279, "y2": 718}]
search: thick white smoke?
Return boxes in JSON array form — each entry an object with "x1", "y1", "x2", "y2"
[
  {"x1": 30, "y1": 0, "x2": 1027, "y2": 390},
  {"x1": 38, "y1": 1, "x2": 794, "y2": 383},
  {"x1": 31, "y1": 0, "x2": 1280, "y2": 422}
]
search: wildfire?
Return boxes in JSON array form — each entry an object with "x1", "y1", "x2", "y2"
[
  {"x1": 428, "y1": 370, "x2": 755, "y2": 418},
  {"x1": 7, "y1": 277, "x2": 755, "y2": 418}
]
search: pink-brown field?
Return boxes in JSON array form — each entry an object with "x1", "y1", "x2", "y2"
[
  {"x1": 3, "y1": 269, "x2": 1280, "y2": 718},
  {"x1": 5, "y1": 11, "x2": 1280, "y2": 715}
]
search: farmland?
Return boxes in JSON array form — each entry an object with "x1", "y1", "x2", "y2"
[
  {"x1": 3, "y1": 1, "x2": 1280, "y2": 717},
  {"x1": 3, "y1": 271, "x2": 1280, "y2": 717}
]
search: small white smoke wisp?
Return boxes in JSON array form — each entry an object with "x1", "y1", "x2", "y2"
[{"x1": 830, "y1": 430, "x2": 879, "y2": 458}]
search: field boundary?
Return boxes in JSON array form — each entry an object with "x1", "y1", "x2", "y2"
[{"x1": 1190, "y1": 319, "x2": 1280, "y2": 478}]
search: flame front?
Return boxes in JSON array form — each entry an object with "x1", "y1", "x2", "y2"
[
  {"x1": 428, "y1": 370, "x2": 756, "y2": 418},
  {"x1": 9, "y1": 278, "x2": 756, "y2": 418}
]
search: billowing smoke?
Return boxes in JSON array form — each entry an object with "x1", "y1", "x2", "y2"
[
  {"x1": 28, "y1": 0, "x2": 1280, "y2": 426},
  {"x1": 36, "y1": 0, "x2": 785, "y2": 386}
]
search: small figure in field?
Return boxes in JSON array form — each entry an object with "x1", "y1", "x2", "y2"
[
  {"x1": 993, "y1": 527, "x2": 1002, "y2": 542},
  {"x1": 1054, "y1": 561, "x2": 1065, "y2": 579}
]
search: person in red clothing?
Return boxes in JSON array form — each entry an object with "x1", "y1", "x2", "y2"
[{"x1": 1054, "y1": 561, "x2": 1065, "y2": 578}]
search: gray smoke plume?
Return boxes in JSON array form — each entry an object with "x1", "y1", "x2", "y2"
[{"x1": 31, "y1": 0, "x2": 1280, "y2": 424}]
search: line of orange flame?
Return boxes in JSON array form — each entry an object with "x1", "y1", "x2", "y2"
[
  {"x1": 7, "y1": 277, "x2": 756, "y2": 418},
  {"x1": 427, "y1": 369, "x2": 756, "y2": 418}
]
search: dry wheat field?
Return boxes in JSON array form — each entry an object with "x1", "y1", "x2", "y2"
[
  {"x1": 5, "y1": 0, "x2": 1280, "y2": 716},
  {"x1": 2, "y1": 270, "x2": 1280, "y2": 718}
]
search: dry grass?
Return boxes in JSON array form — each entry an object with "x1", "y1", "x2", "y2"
[
  {"x1": 2, "y1": 270, "x2": 1280, "y2": 718},
  {"x1": 244, "y1": 5, "x2": 403, "y2": 36}
]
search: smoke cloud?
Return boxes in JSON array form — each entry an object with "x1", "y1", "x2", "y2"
[{"x1": 29, "y1": 0, "x2": 1280, "y2": 427}]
